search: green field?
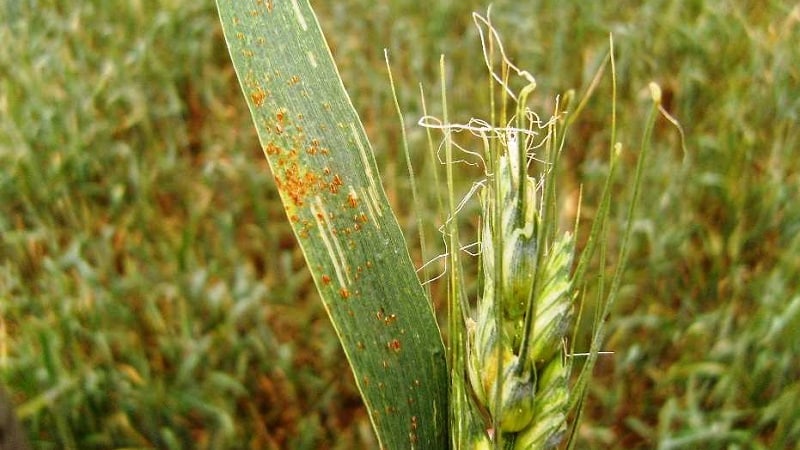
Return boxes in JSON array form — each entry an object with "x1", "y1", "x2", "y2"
[{"x1": 2, "y1": 1, "x2": 798, "y2": 449}]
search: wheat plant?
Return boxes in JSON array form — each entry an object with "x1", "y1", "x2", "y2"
[{"x1": 216, "y1": 1, "x2": 663, "y2": 448}]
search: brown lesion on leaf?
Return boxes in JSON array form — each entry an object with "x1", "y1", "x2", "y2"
[
  {"x1": 306, "y1": 138, "x2": 321, "y2": 155},
  {"x1": 329, "y1": 174, "x2": 343, "y2": 194},
  {"x1": 251, "y1": 86, "x2": 267, "y2": 106},
  {"x1": 278, "y1": 162, "x2": 319, "y2": 207},
  {"x1": 264, "y1": 142, "x2": 281, "y2": 155}
]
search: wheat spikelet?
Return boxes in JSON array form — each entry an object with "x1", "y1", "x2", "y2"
[{"x1": 466, "y1": 130, "x2": 575, "y2": 448}]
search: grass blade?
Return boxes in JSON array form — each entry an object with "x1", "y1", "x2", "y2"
[{"x1": 214, "y1": 2, "x2": 448, "y2": 448}]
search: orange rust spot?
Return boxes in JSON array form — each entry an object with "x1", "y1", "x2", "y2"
[
  {"x1": 384, "y1": 314, "x2": 397, "y2": 325},
  {"x1": 339, "y1": 288, "x2": 350, "y2": 299},
  {"x1": 306, "y1": 138, "x2": 321, "y2": 155},
  {"x1": 265, "y1": 142, "x2": 281, "y2": 155},
  {"x1": 321, "y1": 274, "x2": 331, "y2": 285},
  {"x1": 266, "y1": 0, "x2": 273, "y2": 11},
  {"x1": 329, "y1": 174, "x2": 344, "y2": 194},
  {"x1": 289, "y1": 215, "x2": 299, "y2": 222},
  {"x1": 347, "y1": 192, "x2": 358, "y2": 208},
  {"x1": 366, "y1": 260, "x2": 373, "y2": 269},
  {"x1": 357, "y1": 213, "x2": 368, "y2": 223},
  {"x1": 288, "y1": 75, "x2": 300, "y2": 85},
  {"x1": 388, "y1": 339, "x2": 401, "y2": 352},
  {"x1": 276, "y1": 110, "x2": 285, "y2": 123},
  {"x1": 251, "y1": 87, "x2": 267, "y2": 106},
  {"x1": 279, "y1": 162, "x2": 319, "y2": 207},
  {"x1": 323, "y1": 167, "x2": 331, "y2": 175}
]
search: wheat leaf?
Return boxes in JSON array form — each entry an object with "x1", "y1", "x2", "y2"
[{"x1": 214, "y1": 1, "x2": 448, "y2": 448}]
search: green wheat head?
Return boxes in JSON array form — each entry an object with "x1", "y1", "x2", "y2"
[
  {"x1": 466, "y1": 146, "x2": 575, "y2": 447},
  {"x1": 420, "y1": 11, "x2": 586, "y2": 449}
]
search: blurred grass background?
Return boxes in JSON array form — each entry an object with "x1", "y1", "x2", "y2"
[{"x1": 1, "y1": 0, "x2": 798, "y2": 449}]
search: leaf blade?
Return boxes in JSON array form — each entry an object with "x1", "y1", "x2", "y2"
[{"x1": 214, "y1": 1, "x2": 448, "y2": 448}]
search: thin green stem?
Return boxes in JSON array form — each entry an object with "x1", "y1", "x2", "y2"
[{"x1": 385, "y1": 51, "x2": 430, "y2": 303}]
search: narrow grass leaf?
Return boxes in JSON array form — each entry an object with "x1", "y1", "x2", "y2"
[{"x1": 214, "y1": 1, "x2": 447, "y2": 448}]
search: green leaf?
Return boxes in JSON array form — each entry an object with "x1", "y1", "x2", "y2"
[{"x1": 214, "y1": 1, "x2": 448, "y2": 448}]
